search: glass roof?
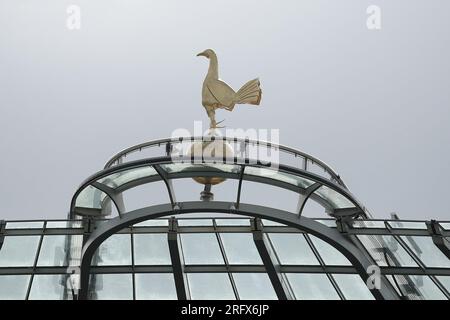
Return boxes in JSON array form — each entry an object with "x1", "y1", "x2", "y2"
[{"x1": 97, "y1": 166, "x2": 157, "y2": 189}]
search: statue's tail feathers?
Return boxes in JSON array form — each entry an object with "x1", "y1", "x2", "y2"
[{"x1": 236, "y1": 78, "x2": 262, "y2": 105}]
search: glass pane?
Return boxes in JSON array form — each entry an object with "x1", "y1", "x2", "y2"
[
  {"x1": 135, "y1": 273, "x2": 177, "y2": 300},
  {"x1": 436, "y1": 276, "x2": 450, "y2": 294},
  {"x1": 215, "y1": 219, "x2": 250, "y2": 226},
  {"x1": 97, "y1": 166, "x2": 157, "y2": 188},
  {"x1": 75, "y1": 185, "x2": 106, "y2": 209},
  {"x1": 440, "y1": 223, "x2": 450, "y2": 230},
  {"x1": 180, "y1": 234, "x2": 224, "y2": 265},
  {"x1": 178, "y1": 219, "x2": 213, "y2": 226},
  {"x1": 314, "y1": 219, "x2": 336, "y2": 227},
  {"x1": 286, "y1": 273, "x2": 340, "y2": 300},
  {"x1": 262, "y1": 219, "x2": 286, "y2": 227},
  {"x1": 29, "y1": 275, "x2": 69, "y2": 300},
  {"x1": 219, "y1": 233, "x2": 262, "y2": 264},
  {"x1": 387, "y1": 221, "x2": 426, "y2": 229},
  {"x1": 332, "y1": 274, "x2": 374, "y2": 300},
  {"x1": 0, "y1": 275, "x2": 31, "y2": 300},
  {"x1": 90, "y1": 274, "x2": 133, "y2": 300},
  {"x1": 401, "y1": 236, "x2": 450, "y2": 268},
  {"x1": 268, "y1": 234, "x2": 319, "y2": 265},
  {"x1": 93, "y1": 234, "x2": 131, "y2": 266},
  {"x1": 308, "y1": 235, "x2": 351, "y2": 265},
  {"x1": 187, "y1": 273, "x2": 235, "y2": 300},
  {"x1": 37, "y1": 235, "x2": 82, "y2": 267},
  {"x1": 244, "y1": 166, "x2": 314, "y2": 189},
  {"x1": 161, "y1": 163, "x2": 240, "y2": 175},
  {"x1": 314, "y1": 185, "x2": 355, "y2": 209},
  {"x1": 0, "y1": 236, "x2": 40, "y2": 267},
  {"x1": 134, "y1": 219, "x2": 168, "y2": 227},
  {"x1": 133, "y1": 234, "x2": 171, "y2": 265},
  {"x1": 232, "y1": 273, "x2": 277, "y2": 300},
  {"x1": 408, "y1": 276, "x2": 447, "y2": 300},
  {"x1": 46, "y1": 221, "x2": 83, "y2": 228},
  {"x1": 357, "y1": 235, "x2": 418, "y2": 267},
  {"x1": 352, "y1": 220, "x2": 386, "y2": 228},
  {"x1": 5, "y1": 221, "x2": 44, "y2": 229}
]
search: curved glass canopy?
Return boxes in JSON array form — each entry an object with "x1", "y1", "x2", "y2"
[{"x1": 71, "y1": 157, "x2": 364, "y2": 220}]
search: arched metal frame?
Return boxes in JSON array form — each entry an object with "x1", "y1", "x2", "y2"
[
  {"x1": 77, "y1": 201, "x2": 398, "y2": 300},
  {"x1": 70, "y1": 156, "x2": 368, "y2": 220}
]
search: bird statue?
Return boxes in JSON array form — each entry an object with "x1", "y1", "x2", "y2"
[{"x1": 197, "y1": 49, "x2": 262, "y2": 129}]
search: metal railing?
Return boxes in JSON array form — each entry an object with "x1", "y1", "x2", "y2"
[{"x1": 104, "y1": 136, "x2": 348, "y2": 189}]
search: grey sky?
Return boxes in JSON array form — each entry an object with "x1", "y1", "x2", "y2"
[{"x1": 0, "y1": 0, "x2": 449, "y2": 220}]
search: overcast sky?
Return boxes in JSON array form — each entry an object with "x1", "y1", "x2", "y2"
[{"x1": 0, "y1": 0, "x2": 449, "y2": 221}]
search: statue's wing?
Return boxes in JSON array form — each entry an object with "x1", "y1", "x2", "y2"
[{"x1": 206, "y1": 79, "x2": 236, "y2": 107}]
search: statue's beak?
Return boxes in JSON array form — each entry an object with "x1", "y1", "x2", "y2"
[{"x1": 196, "y1": 52, "x2": 206, "y2": 57}]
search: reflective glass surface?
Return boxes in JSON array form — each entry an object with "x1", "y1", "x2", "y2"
[
  {"x1": 29, "y1": 275, "x2": 69, "y2": 300},
  {"x1": 408, "y1": 275, "x2": 447, "y2": 300},
  {"x1": 178, "y1": 219, "x2": 213, "y2": 226},
  {"x1": 133, "y1": 234, "x2": 171, "y2": 265},
  {"x1": 135, "y1": 273, "x2": 177, "y2": 300},
  {"x1": 286, "y1": 273, "x2": 340, "y2": 300},
  {"x1": 308, "y1": 235, "x2": 351, "y2": 265},
  {"x1": 0, "y1": 275, "x2": 30, "y2": 300},
  {"x1": 91, "y1": 274, "x2": 133, "y2": 300},
  {"x1": 436, "y1": 276, "x2": 450, "y2": 293},
  {"x1": 5, "y1": 222, "x2": 44, "y2": 229},
  {"x1": 187, "y1": 273, "x2": 235, "y2": 300},
  {"x1": 219, "y1": 233, "x2": 262, "y2": 264},
  {"x1": 97, "y1": 166, "x2": 157, "y2": 189},
  {"x1": 401, "y1": 236, "x2": 450, "y2": 268},
  {"x1": 268, "y1": 234, "x2": 319, "y2": 265},
  {"x1": 232, "y1": 273, "x2": 277, "y2": 300},
  {"x1": 244, "y1": 166, "x2": 314, "y2": 189},
  {"x1": 180, "y1": 234, "x2": 224, "y2": 265},
  {"x1": 46, "y1": 221, "x2": 83, "y2": 228},
  {"x1": 0, "y1": 236, "x2": 40, "y2": 267},
  {"x1": 94, "y1": 234, "x2": 132, "y2": 266},
  {"x1": 161, "y1": 163, "x2": 240, "y2": 175},
  {"x1": 331, "y1": 274, "x2": 374, "y2": 300},
  {"x1": 37, "y1": 235, "x2": 82, "y2": 267},
  {"x1": 215, "y1": 219, "x2": 251, "y2": 226},
  {"x1": 75, "y1": 185, "x2": 106, "y2": 209},
  {"x1": 134, "y1": 219, "x2": 168, "y2": 227},
  {"x1": 314, "y1": 186, "x2": 355, "y2": 209},
  {"x1": 387, "y1": 221, "x2": 426, "y2": 229}
]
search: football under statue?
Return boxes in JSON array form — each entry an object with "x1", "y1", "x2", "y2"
[{"x1": 197, "y1": 49, "x2": 262, "y2": 129}]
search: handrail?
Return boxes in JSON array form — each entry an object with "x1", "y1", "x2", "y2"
[{"x1": 104, "y1": 136, "x2": 348, "y2": 189}]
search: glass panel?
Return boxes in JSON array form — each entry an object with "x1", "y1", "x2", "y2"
[
  {"x1": 29, "y1": 275, "x2": 69, "y2": 300},
  {"x1": 387, "y1": 221, "x2": 426, "y2": 230},
  {"x1": 180, "y1": 234, "x2": 224, "y2": 265},
  {"x1": 135, "y1": 273, "x2": 177, "y2": 300},
  {"x1": 357, "y1": 235, "x2": 418, "y2": 267},
  {"x1": 178, "y1": 219, "x2": 213, "y2": 226},
  {"x1": 161, "y1": 163, "x2": 240, "y2": 175},
  {"x1": 332, "y1": 274, "x2": 374, "y2": 300},
  {"x1": 93, "y1": 234, "x2": 131, "y2": 266},
  {"x1": 0, "y1": 275, "x2": 31, "y2": 300},
  {"x1": 0, "y1": 236, "x2": 40, "y2": 267},
  {"x1": 244, "y1": 166, "x2": 314, "y2": 189},
  {"x1": 133, "y1": 234, "x2": 171, "y2": 265},
  {"x1": 97, "y1": 166, "x2": 157, "y2": 189},
  {"x1": 352, "y1": 220, "x2": 386, "y2": 228},
  {"x1": 286, "y1": 273, "x2": 340, "y2": 300},
  {"x1": 308, "y1": 235, "x2": 351, "y2": 265},
  {"x1": 133, "y1": 219, "x2": 168, "y2": 227},
  {"x1": 401, "y1": 236, "x2": 450, "y2": 268},
  {"x1": 268, "y1": 234, "x2": 319, "y2": 265},
  {"x1": 38, "y1": 235, "x2": 82, "y2": 267},
  {"x1": 187, "y1": 273, "x2": 235, "y2": 300},
  {"x1": 232, "y1": 273, "x2": 277, "y2": 300},
  {"x1": 219, "y1": 233, "x2": 262, "y2": 264},
  {"x1": 314, "y1": 219, "x2": 336, "y2": 227},
  {"x1": 314, "y1": 185, "x2": 355, "y2": 209},
  {"x1": 440, "y1": 223, "x2": 450, "y2": 230},
  {"x1": 215, "y1": 219, "x2": 250, "y2": 226},
  {"x1": 46, "y1": 221, "x2": 83, "y2": 228},
  {"x1": 90, "y1": 274, "x2": 133, "y2": 300},
  {"x1": 5, "y1": 221, "x2": 44, "y2": 229},
  {"x1": 407, "y1": 276, "x2": 447, "y2": 300},
  {"x1": 436, "y1": 276, "x2": 450, "y2": 294},
  {"x1": 75, "y1": 185, "x2": 107, "y2": 209},
  {"x1": 261, "y1": 219, "x2": 286, "y2": 227}
]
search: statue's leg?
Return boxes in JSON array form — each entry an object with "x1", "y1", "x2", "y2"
[{"x1": 205, "y1": 106, "x2": 217, "y2": 128}]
